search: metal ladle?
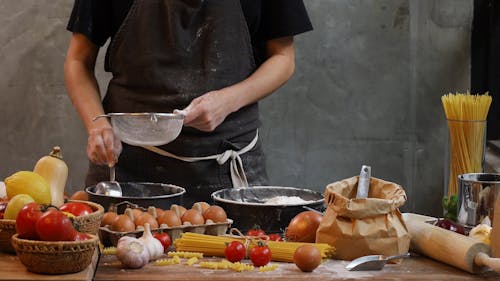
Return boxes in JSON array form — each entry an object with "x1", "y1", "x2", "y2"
[{"x1": 95, "y1": 165, "x2": 122, "y2": 197}]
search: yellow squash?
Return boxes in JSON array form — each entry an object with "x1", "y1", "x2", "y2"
[
  {"x1": 33, "y1": 146, "x2": 68, "y2": 207},
  {"x1": 4, "y1": 171, "x2": 51, "y2": 204}
]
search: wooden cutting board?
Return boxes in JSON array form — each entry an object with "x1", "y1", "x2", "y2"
[{"x1": 0, "y1": 249, "x2": 98, "y2": 281}]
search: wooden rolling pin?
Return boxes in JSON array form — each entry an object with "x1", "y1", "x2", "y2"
[{"x1": 405, "y1": 217, "x2": 500, "y2": 274}]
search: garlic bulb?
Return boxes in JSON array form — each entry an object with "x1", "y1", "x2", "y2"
[
  {"x1": 116, "y1": 236, "x2": 150, "y2": 269},
  {"x1": 139, "y1": 223, "x2": 164, "y2": 260},
  {"x1": 469, "y1": 224, "x2": 492, "y2": 245}
]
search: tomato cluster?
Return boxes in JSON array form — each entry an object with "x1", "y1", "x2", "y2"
[{"x1": 16, "y1": 202, "x2": 92, "y2": 241}]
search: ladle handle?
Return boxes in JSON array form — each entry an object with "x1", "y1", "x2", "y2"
[{"x1": 110, "y1": 165, "x2": 116, "y2": 182}]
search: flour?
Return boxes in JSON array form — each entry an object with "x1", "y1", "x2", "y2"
[{"x1": 264, "y1": 196, "x2": 313, "y2": 205}]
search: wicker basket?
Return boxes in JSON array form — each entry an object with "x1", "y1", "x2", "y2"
[
  {"x1": 71, "y1": 200, "x2": 104, "y2": 234},
  {"x1": 11, "y1": 233, "x2": 99, "y2": 274},
  {"x1": 0, "y1": 219, "x2": 16, "y2": 253}
]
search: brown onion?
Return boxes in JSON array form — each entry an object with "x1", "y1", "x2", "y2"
[
  {"x1": 294, "y1": 244, "x2": 322, "y2": 272},
  {"x1": 285, "y1": 211, "x2": 322, "y2": 243}
]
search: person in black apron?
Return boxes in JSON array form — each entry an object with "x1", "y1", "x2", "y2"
[{"x1": 65, "y1": 0, "x2": 313, "y2": 207}]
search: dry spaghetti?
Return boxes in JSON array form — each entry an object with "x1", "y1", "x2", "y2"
[
  {"x1": 173, "y1": 231, "x2": 335, "y2": 263},
  {"x1": 441, "y1": 92, "x2": 492, "y2": 196}
]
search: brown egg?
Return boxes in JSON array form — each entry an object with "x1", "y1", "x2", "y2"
[
  {"x1": 70, "y1": 190, "x2": 89, "y2": 201},
  {"x1": 181, "y1": 209, "x2": 205, "y2": 225},
  {"x1": 111, "y1": 214, "x2": 135, "y2": 232},
  {"x1": 101, "y1": 211, "x2": 118, "y2": 227},
  {"x1": 135, "y1": 212, "x2": 159, "y2": 229},
  {"x1": 192, "y1": 202, "x2": 210, "y2": 213},
  {"x1": 130, "y1": 208, "x2": 144, "y2": 222},
  {"x1": 293, "y1": 245, "x2": 322, "y2": 272},
  {"x1": 202, "y1": 205, "x2": 227, "y2": 223},
  {"x1": 157, "y1": 209, "x2": 182, "y2": 227},
  {"x1": 171, "y1": 204, "x2": 187, "y2": 218}
]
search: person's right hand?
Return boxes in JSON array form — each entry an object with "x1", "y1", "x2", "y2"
[{"x1": 87, "y1": 121, "x2": 122, "y2": 167}]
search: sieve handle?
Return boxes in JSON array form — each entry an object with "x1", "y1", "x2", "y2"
[{"x1": 92, "y1": 114, "x2": 110, "y2": 122}]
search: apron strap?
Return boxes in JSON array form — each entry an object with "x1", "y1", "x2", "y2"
[{"x1": 141, "y1": 131, "x2": 259, "y2": 188}]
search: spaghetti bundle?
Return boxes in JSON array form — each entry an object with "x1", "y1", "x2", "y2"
[
  {"x1": 441, "y1": 92, "x2": 492, "y2": 196},
  {"x1": 173, "y1": 232, "x2": 335, "y2": 263}
]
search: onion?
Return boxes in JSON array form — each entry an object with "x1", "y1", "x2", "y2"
[{"x1": 285, "y1": 211, "x2": 322, "y2": 243}]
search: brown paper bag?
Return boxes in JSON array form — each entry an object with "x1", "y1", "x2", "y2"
[{"x1": 316, "y1": 176, "x2": 410, "y2": 260}]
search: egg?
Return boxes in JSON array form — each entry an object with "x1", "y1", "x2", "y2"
[
  {"x1": 135, "y1": 212, "x2": 159, "y2": 229},
  {"x1": 111, "y1": 214, "x2": 135, "y2": 232},
  {"x1": 70, "y1": 190, "x2": 89, "y2": 201},
  {"x1": 202, "y1": 205, "x2": 227, "y2": 223},
  {"x1": 181, "y1": 209, "x2": 205, "y2": 225},
  {"x1": 171, "y1": 204, "x2": 187, "y2": 218},
  {"x1": 157, "y1": 210, "x2": 182, "y2": 227},
  {"x1": 101, "y1": 211, "x2": 118, "y2": 227},
  {"x1": 192, "y1": 201, "x2": 211, "y2": 213},
  {"x1": 293, "y1": 245, "x2": 322, "y2": 272}
]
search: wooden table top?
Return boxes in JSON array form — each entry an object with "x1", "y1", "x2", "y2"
[
  {"x1": 0, "y1": 250, "x2": 98, "y2": 281},
  {"x1": 94, "y1": 253, "x2": 500, "y2": 281}
]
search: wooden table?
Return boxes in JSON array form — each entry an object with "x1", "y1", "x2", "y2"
[
  {"x1": 0, "y1": 250, "x2": 98, "y2": 281},
  {"x1": 94, "y1": 253, "x2": 500, "y2": 281}
]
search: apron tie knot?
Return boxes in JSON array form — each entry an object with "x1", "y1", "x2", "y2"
[{"x1": 216, "y1": 149, "x2": 247, "y2": 188}]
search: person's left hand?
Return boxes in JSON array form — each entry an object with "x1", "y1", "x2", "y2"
[{"x1": 182, "y1": 90, "x2": 235, "y2": 132}]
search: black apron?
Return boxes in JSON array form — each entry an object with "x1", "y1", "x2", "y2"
[{"x1": 86, "y1": 0, "x2": 268, "y2": 207}]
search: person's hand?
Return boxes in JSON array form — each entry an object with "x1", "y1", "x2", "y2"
[
  {"x1": 183, "y1": 90, "x2": 235, "y2": 132},
  {"x1": 87, "y1": 120, "x2": 122, "y2": 167}
]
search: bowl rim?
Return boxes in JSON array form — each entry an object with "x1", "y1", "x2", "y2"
[
  {"x1": 107, "y1": 112, "x2": 184, "y2": 120},
  {"x1": 85, "y1": 182, "x2": 186, "y2": 200},
  {"x1": 211, "y1": 186, "x2": 325, "y2": 207}
]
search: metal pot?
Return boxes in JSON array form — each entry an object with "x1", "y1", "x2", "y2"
[
  {"x1": 86, "y1": 182, "x2": 185, "y2": 213},
  {"x1": 211, "y1": 186, "x2": 324, "y2": 233},
  {"x1": 457, "y1": 173, "x2": 500, "y2": 226}
]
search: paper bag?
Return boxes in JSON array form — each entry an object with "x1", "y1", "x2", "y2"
[{"x1": 316, "y1": 176, "x2": 410, "y2": 260}]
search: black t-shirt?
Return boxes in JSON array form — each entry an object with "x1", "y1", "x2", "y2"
[{"x1": 67, "y1": 0, "x2": 313, "y2": 69}]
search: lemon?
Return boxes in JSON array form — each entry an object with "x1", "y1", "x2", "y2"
[
  {"x1": 4, "y1": 194, "x2": 35, "y2": 220},
  {"x1": 4, "y1": 171, "x2": 51, "y2": 204}
]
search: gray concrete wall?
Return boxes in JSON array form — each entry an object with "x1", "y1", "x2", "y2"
[{"x1": 0, "y1": 0, "x2": 472, "y2": 217}]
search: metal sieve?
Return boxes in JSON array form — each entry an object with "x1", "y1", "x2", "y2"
[{"x1": 94, "y1": 112, "x2": 185, "y2": 146}]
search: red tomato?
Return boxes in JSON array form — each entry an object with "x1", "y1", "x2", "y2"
[
  {"x1": 224, "y1": 241, "x2": 246, "y2": 262},
  {"x1": 249, "y1": 242, "x2": 272, "y2": 267},
  {"x1": 246, "y1": 225, "x2": 265, "y2": 237},
  {"x1": 35, "y1": 209, "x2": 77, "y2": 241},
  {"x1": 153, "y1": 232, "x2": 171, "y2": 252},
  {"x1": 59, "y1": 202, "x2": 93, "y2": 217},
  {"x1": 268, "y1": 233, "x2": 283, "y2": 241},
  {"x1": 74, "y1": 232, "x2": 91, "y2": 241},
  {"x1": 16, "y1": 202, "x2": 44, "y2": 240}
]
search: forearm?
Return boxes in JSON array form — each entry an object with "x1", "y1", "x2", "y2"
[
  {"x1": 222, "y1": 36, "x2": 296, "y2": 113},
  {"x1": 64, "y1": 61, "x2": 108, "y2": 133}
]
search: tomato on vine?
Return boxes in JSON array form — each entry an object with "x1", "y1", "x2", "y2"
[
  {"x1": 249, "y1": 241, "x2": 272, "y2": 267},
  {"x1": 224, "y1": 241, "x2": 246, "y2": 262},
  {"x1": 153, "y1": 231, "x2": 172, "y2": 252},
  {"x1": 268, "y1": 233, "x2": 283, "y2": 241},
  {"x1": 16, "y1": 202, "x2": 45, "y2": 240},
  {"x1": 246, "y1": 225, "x2": 265, "y2": 237}
]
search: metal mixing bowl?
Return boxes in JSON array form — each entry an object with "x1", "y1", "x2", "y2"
[
  {"x1": 86, "y1": 182, "x2": 185, "y2": 213},
  {"x1": 95, "y1": 112, "x2": 184, "y2": 146},
  {"x1": 211, "y1": 186, "x2": 325, "y2": 233}
]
